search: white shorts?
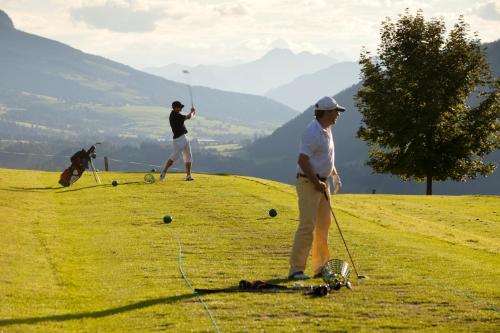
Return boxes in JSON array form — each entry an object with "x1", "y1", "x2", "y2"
[{"x1": 169, "y1": 135, "x2": 192, "y2": 163}]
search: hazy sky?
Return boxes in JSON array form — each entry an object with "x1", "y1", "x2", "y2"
[{"x1": 1, "y1": 0, "x2": 499, "y2": 69}]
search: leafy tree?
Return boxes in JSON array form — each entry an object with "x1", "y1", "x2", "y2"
[{"x1": 356, "y1": 10, "x2": 499, "y2": 195}]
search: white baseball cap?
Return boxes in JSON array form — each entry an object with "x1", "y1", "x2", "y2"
[{"x1": 314, "y1": 96, "x2": 346, "y2": 111}]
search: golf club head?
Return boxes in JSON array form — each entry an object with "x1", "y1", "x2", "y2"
[
  {"x1": 357, "y1": 275, "x2": 369, "y2": 280},
  {"x1": 87, "y1": 144, "x2": 98, "y2": 159},
  {"x1": 312, "y1": 285, "x2": 329, "y2": 297}
]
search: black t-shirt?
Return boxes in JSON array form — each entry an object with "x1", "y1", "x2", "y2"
[{"x1": 169, "y1": 111, "x2": 188, "y2": 139}]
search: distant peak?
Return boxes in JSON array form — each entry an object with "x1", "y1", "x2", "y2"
[
  {"x1": 0, "y1": 9, "x2": 15, "y2": 30},
  {"x1": 262, "y1": 48, "x2": 294, "y2": 59},
  {"x1": 297, "y1": 51, "x2": 313, "y2": 56}
]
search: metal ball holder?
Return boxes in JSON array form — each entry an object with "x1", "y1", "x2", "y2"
[
  {"x1": 321, "y1": 259, "x2": 352, "y2": 290},
  {"x1": 144, "y1": 173, "x2": 156, "y2": 184}
]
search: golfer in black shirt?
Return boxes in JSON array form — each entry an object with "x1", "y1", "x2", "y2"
[{"x1": 160, "y1": 101, "x2": 196, "y2": 181}]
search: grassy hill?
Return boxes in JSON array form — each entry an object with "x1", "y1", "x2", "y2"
[{"x1": 0, "y1": 169, "x2": 498, "y2": 332}]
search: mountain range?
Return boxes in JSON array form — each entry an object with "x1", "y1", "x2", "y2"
[
  {"x1": 143, "y1": 48, "x2": 338, "y2": 96},
  {"x1": 0, "y1": 9, "x2": 297, "y2": 142},
  {"x1": 265, "y1": 61, "x2": 361, "y2": 110}
]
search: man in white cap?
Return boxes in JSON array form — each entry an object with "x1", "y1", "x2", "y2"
[
  {"x1": 160, "y1": 100, "x2": 196, "y2": 181},
  {"x1": 288, "y1": 96, "x2": 345, "y2": 280}
]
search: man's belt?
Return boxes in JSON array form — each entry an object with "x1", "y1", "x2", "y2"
[{"x1": 296, "y1": 173, "x2": 327, "y2": 182}]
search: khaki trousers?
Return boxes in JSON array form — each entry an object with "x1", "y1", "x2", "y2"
[{"x1": 289, "y1": 177, "x2": 331, "y2": 276}]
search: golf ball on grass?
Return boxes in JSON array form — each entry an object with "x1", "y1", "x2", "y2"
[
  {"x1": 112, "y1": 180, "x2": 118, "y2": 187},
  {"x1": 269, "y1": 209, "x2": 277, "y2": 217},
  {"x1": 163, "y1": 215, "x2": 173, "y2": 224}
]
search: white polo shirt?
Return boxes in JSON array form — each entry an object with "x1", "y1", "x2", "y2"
[{"x1": 297, "y1": 119, "x2": 334, "y2": 178}]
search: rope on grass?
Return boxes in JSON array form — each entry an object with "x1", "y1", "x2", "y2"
[
  {"x1": 107, "y1": 158, "x2": 163, "y2": 169},
  {"x1": 0, "y1": 149, "x2": 69, "y2": 158},
  {"x1": 0, "y1": 149, "x2": 184, "y2": 171},
  {"x1": 166, "y1": 228, "x2": 221, "y2": 333}
]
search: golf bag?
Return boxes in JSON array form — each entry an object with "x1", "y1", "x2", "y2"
[{"x1": 59, "y1": 145, "x2": 98, "y2": 187}]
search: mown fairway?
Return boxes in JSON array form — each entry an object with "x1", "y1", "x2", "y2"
[{"x1": 0, "y1": 168, "x2": 499, "y2": 332}]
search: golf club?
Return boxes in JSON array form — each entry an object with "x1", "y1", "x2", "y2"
[
  {"x1": 182, "y1": 69, "x2": 194, "y2": 109},
  {"x1": 323, "y1": 189, "x2": 368, "y2": 280}
]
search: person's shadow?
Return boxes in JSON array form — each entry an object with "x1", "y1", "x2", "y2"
[
  {"x1": 4, "y1": 186, "x2": 61, "y2": 193},
  {"x1": 4, "y1": 180, "x2": 151, "y2": 194},
  {"x1": 0, "y1": 293, "x2": 196, "y2": 327},
  {"x1": 56, "y1": 181, "x2": 145, "y2": 193}
]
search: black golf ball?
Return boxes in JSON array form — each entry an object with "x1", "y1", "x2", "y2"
[
  {"x1": 163, "y1": 215, "x2": 172, "y2": 224},
  {"x1": 112, "y1": 180, "x2": 118, "y2": 187},
  {"x1": 269, "y1": 209, "x2": 277, "y2": 217}
]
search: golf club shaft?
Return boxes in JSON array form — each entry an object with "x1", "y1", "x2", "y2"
[
  {"x1": 323, "y1": 190, "x2": 362, "y2": 278},
  {"x1": 183, "y1": 70, "x2": 194, "y2": 108},
  {"x1": 188, "y1": 86, "x2": 194, "y2": 109}
]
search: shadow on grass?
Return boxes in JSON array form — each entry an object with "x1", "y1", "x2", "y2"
[
  {"x1": 195, "y1": 278, "x2": 293, "y2": 295},
  {"x1": 3, "y1": 181, "x2": 152, "y2": 194},
  {"x1": 3, "y1": 186, "x2": 61, "y2": 193},
  {"x1": 56, "y1": 181, "x2": 147, "y2": 193},
  {"x1": 0, "y1": 293, "x2": 196, "y2": 326}
]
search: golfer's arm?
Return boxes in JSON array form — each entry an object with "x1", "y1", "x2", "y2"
[{"x1": 298, "y1": 154, "x2": 321, "y2": 186}]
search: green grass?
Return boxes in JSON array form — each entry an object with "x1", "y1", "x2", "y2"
[
  {"x1": 0, "y1": 168, "x2": 498, "y2": 332},
  {"x1": 203, "y1": 144, "x2": 243, "y2": 156},
  {"x1": 0, "y1": 98, "x2": 269, "y2": 143},
  {"x1": 95, "y1": 105, "x2": 269, "y2": 140}
]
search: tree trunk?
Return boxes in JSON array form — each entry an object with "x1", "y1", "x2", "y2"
[{"x1": 426, "y1": 174, "x2": 433, "y2": 195}]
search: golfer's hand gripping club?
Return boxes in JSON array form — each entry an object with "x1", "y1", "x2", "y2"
[
  {"x1": 315, "y1": 180, "x2": 327, "y2": 193},
  {"x1": 332, "y1": 174, "x2": 342, "y2": 194},
  {"x1": 312, "y1": 173, "x2": 327, "y2": 193}
]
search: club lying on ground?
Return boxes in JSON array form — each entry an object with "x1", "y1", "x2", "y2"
[{"x1": 195, "y1": 280, "x2": 330, "y2": 297}]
